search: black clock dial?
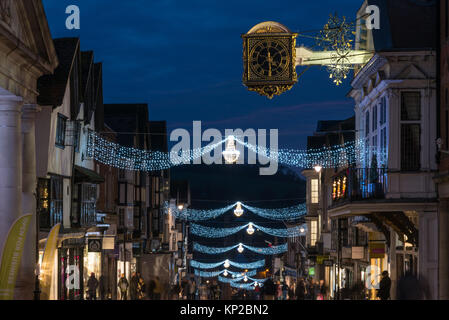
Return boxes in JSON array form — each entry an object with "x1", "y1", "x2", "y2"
[{"x1": 250, "y1": 40, "x2": 289, "y2": 78}]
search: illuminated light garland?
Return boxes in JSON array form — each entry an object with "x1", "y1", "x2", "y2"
[
  {"x1": 230, "y1": 281, "x2": 262, "y2": 290},
  {"x1": 193, "y1": 269, "x2": 258, "y2": 278},
  {"x1": 165, "y1": 201, "x2": 306, "y2": 221},
  {"x1": 190, "y1": 222, "x2": 303, "y2": 238},
  {"x1": 193, "y1": 242, "x2": 288, "y2": 255},
  {"x1": 165, "y1": 202, "x2": 236, "y2": 221},
  {"x1": 87, "y1": 131, "x2": 226, "y2": 171},
  {"x1": 88, "y1": 131, "x2": 387, "y2": 172},
  {"x1": 190, "y1": 259, "x2": 265, "y2": 270},
  {"x1": 240, "y1": 203, "x2": 306, "y2": 221}
]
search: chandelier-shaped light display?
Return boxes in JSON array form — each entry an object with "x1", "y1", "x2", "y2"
[
  {"x1": 246, "y1": 223, "x2": 255, "y2": 235},
  {"x1": 237, "y1": 243, "x2": 244, "y2": 253},
  {"x1": 190, "y1": 223, "x2": 302, "y2": 238},
  {"x1": 222, "y1": 135, "x2": 240, "y2": 164},
  {"x1": 194, "y1": 269, "x2": 258, "y2": 278},
  {"x1": 193, "y1": 242, "x2": 288, "y2": 255},
  {"x1": 234, "y1": 202, "x2": 244, "y2": 217},
  {"x1": 190, "y1": 259, "x2": 265, "y2": 270}
]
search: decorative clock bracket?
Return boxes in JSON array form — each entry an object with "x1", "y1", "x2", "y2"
[{"x1": 242, "y1": 20, "x2": 373, "y2": 99}]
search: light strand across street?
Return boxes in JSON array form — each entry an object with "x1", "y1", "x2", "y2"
[
  {"x1": 190, "y1": 259, "x2": 265, "y2": 270},
  {"x1": 190, "y1": 222, "x2": 304, "y2": 238},
  {"x1": 193, "y1": 269, "x2": 258, "y2": 278},
  {"x1": 193, "y1": 242, "x2": 288, "y2": 255}
]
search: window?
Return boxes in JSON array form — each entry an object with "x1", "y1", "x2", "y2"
[
  {"x1": 380, "y1": 128, "x2": 387, "y2": 165},
  {"x1": 56, "y1": 113, "x2": 67, "y2": 148},
  {"x1": 401, "y1": 92, "x2": 421, "y2": 121},
  {"x1": 310, "y1": 220, "x2": 318, "y2": 247},
  {"x1": 311, "y1": 179, "x2": 319, "y2": 204},
  {"x1": 119, "y1": 208, "x2": 125, "y2": 227},
  {"x1": 50, "y1": 176, "x2": 63, "y2": 226},
  {"x1": 401, "y1": 124, "x2": 421, "y2": 171},
  {"x1": 365, "y1": 111, "x2": 370, "y2": 137},
  {"x1": 75, "y1": 183, "x2": 97, "y2": 227},
  {"x1": 380, "y1": 97, "x2": 387, "y2": 125},
  {"x1": 73, "y1": 122, "x2": 81, "y2": 153},
  {"x1": 372, "y1": 105, "x2": 378, "y2": 131}
]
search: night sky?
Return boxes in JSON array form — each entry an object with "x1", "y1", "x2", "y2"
[{"x1": 42, "y1": 0, "x2": 360, "y2": 150}]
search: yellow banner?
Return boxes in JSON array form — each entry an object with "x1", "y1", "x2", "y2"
[
  {"x1": 40, "y1": 223, "x2": 61, "y2": 300},
  {"x1": 0, "y1": 214, "x2": 32, "y2": 300}
]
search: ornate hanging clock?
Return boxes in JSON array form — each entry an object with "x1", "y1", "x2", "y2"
[{"x1": 242, "y1": 22, "x2": 298, "y2": 99}]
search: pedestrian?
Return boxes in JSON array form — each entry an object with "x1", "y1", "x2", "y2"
[
  {"x1": 377, "y1": 271, "x2": 391, "y2": 300},
  {"x1": 262, "y1": 273, "x2": 276, "y2": 300},
  {"x1": 130, "y1": 272, "x2": 139, "y2": 300},
  {"x1": 153, "y1": 277, "x2": 162, "y2": 300},
  {"x1": 318, "y1": 280, "x2": 326, "y2": 300},
  {"x1": 87, "y1": 272, "x2": 99, "y2": 300},
  {"x1": 189, "y1": 279, "x2": 196, "y2": 300},
  {"x1": 137, "y1": 277, "x2": 146, "y2": 300},
  {"x1": 288, "y1": 283, "x2": 295, "y2": 300},
  {"x1": 296, "y1": 278, "x2": 306, "y2": 300},
  {"x1": 118, "y1": 273, "x2": 129, "y2": 300},
  {"x1": 307, "y1": 279, "x2": 317, "y2": 300},
  {"x1": 148, "y1": 278, "x2": 156, "y2": 300},
  {"x1": 254, "y1": 283, "x2": 261, "y2": 300},
  {"x1": 282, "y1": 282, "x2": 288, "y2": 300},
  {"x1": 99, "y1": 275, "x2": 106, "y2": 300},
  {"x1": 397, "y1": 271, "x2": 424, "y2": 300}
]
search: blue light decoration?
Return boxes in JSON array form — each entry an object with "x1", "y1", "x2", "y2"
[
  {"x1": 190, "y1": 222, "x2": 303, "y2": 238},
  {"x1": 194, "y1": 269, "x2": 258, "y2": 278},
  {"x1": 190, "y1": 259, "x2": 265, "y2": 270},
  {"x1": 240, "y1": 203, "x2": 306, "y2": 220},
  {"x1": 87, "y1": 131, "x2": 226, "y2": 171},
  {"x1": 164, "y1": 202, "x2": 236, "y2": 221},
  {"x1": 230, "y1": 281, "x2": 262, "y2": 290},
  {"x1": 218, "y1": 275, "x2": 268, "y2": 284},
  {"x1": 87, "y1": 131, "x2": 386, "y2": 172},
  {"x1": 193, "y1": 242, "x2": 288, "y2": 255}
]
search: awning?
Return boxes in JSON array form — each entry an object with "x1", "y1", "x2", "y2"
[{"x1": 74, "y1": 165, "x2": 104, "y2": 183}]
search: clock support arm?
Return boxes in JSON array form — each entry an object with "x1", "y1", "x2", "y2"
[{"x1": 295, "y1": 46, "x2": 373, "y2": 67}]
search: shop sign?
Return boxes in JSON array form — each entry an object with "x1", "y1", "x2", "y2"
[
  {"x1": 352, "y1": 246, "x2": 365, "y2": 260},
  {"x1": 102, "y1": 237, "x2": 115, "y2": 250},
  {"x1": 316, "y1": 255, "x2": 330, "y2": 265},
  {"x1": 369, "y1": 242, "x2": 386, "y2": 259},
  {"x1": 323, "y1": 260, "x2": 334, "y2": 266},
  {"x1": 88, "y1": 239, "x2": 102, "y2": 252}
]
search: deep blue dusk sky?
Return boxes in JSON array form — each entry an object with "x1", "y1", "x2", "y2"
[{"x1": 42, "y1": 0, "x2": 361, "y2": 149}]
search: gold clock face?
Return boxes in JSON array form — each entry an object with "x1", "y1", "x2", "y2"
[{"x1": 249, "y1": 40, "x2": 290, "y2": 78}]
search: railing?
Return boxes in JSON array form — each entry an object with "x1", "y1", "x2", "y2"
[{"x1": 332, "y1": 168, "x2": 387, "y2": 204}]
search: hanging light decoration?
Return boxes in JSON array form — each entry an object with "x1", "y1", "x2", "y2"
[
  {"x1": 244, "y1": 275, "x2": 248, "y2": 282},
  {"x1": 224, "y1": 259, "x2": 230, "y2": 269},
  {"x1": 234, "y1": 202, "x2": 244, "y2": 217},
  {"x1": 246, "y1": 223, "x2": 255, "y2": 235},
  {"x1": 222, "y1": 135, "x2": 240, "y2": 164},
  {"x1": 237, "y1": 243, "x2": 244, "y2": 253},
  {"x1": 223, "y1": 270, "x2": 228, "y2": 277}
]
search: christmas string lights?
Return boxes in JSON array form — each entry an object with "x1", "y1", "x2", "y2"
[
  {"x1": 88, "y1": 130, "x2": 386, "y2": 172},
  {"x1": 230, "y1": 281, "x2": 262, "y2": 290},
  {"x1": 165, "y1": 202, "x2": 236, "y2": 221},
  {"x1": 193, "y1": 269, "x2": 258, "y2": 278},
  {"x1": 190, "y1": 259, "x2": 265, "y2": 270},
  {"x1": 193, "y1": 242, "x2": 288, "y2": 255},
  {"x1": 240, "y1": 203, "x2": 306, "y2": 220},
  {"x1": 190, "y1": 222, "x2": 303, "y2": 238}
]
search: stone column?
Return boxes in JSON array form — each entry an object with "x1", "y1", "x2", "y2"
[
  {"x1": 0, "y1": 94, "x2": 23, "y2": 287},
  {"x1": 14, "y1": 104, "x2": 40, "y2": 299}
]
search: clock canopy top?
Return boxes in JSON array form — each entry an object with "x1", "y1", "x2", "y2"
[{"x1": 246, "y1": 21, "x2": 291, "y2": 34}]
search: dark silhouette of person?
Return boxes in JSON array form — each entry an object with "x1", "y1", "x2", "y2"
[{"x1": 377, "y1": 271, "x2": 391, "y2": 300}]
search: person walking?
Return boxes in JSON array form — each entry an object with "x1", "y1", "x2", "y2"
[
  {"x1": 397, "y1": 271, "x2": 425, "y2": 300},
  {"x1": 153, "y1": 277, "x2": 162, "y2": 300},
  {"x1": 318, "y1": 280, "x2": 326, "y2": 300},
  {"x1": 98, "y1": 275, "x2": 106, "y2": 300},
  {"x1": 130, "y1": 272, "x2": 139, "y2": 300},
  {"x1": 282, "y1": 282, "x2": 289, "y2": 300},
  {"x1": 377, "y1": 271, "x2": 391, "y2": 300},
  {"x1": 189, "y1": 279, "x2": 196, "y2": 300},
  {"x1": 87, "y1": 273, "x2": 99, "y2": 300},
  {"x1": 137, "y1": 277, "x2": 146, "y2": 300},
  {"x1": 296, "y1": 278, "x2": 306, "y2": 300},
  {"x1": 262, "y1": 273, "x2": 276, "y2": 300},
  {"x1": 118, "y1": 273, "x2": 129, "y2": 300}
]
